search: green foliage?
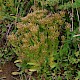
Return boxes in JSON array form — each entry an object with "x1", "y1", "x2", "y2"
[
  {"x1": 59, "y1": 0, "x2": 80, "y2": 9},
  {"x1": 0, "y1": 0, "x2": 80, "y2": 79},
  {"x1": 0, "y1": 0, "x2": 32, "y2": 61}
]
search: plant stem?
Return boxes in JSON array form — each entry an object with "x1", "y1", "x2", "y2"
[
  {"x1": 75, "y1": 1, "x2": 80, "y2": 51},
  {"x1": 71, "y1": 0, "x2": 74, "y2": 31},
  {"x1": 34, "y1": 0, "x2": 36, "y2": 11}
]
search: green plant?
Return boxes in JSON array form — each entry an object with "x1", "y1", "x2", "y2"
[
  {"x1": 1, "y1": 0, "x2": 80, "y2": 79},
  {"x1": 7, "y1": 9, "x2": 73, "y2": 79},
  {"x1": 59, "y1": 0, "x2": 80, "y2": 9}
]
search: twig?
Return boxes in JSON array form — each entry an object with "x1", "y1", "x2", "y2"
[{"x1": 6, "y1": 24, "x2": 12, "y2": 35}]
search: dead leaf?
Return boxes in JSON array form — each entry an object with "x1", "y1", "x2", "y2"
[
  {"x1": 11, "y1": 72, "x2": 20, "y2": 75},
  {"x1": 14, "y1": 59, "x2": 22, "y2": 63}
]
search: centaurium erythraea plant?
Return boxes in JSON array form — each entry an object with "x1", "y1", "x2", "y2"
[{"x1": 8, "y1": 9, "x2": 71, "y2": 73}]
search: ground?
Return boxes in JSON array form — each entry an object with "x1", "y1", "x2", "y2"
[{"x1": 0, "y1": 61, "x2": 19, "y2": 80}]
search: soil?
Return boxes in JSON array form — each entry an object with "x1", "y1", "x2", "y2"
[{"x1": 0, "y1": 61, "x2": 19, "y2": 80}]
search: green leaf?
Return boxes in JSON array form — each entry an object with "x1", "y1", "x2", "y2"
[
  {"x1": 27, "y1": 62, "x2": 39, "y2": 66},
  {"x1": 0, "y1": 53, "x2": 3, "y2": 58},
  {"x1": 74, "y1": 51, "x2": 80, "y2": 57},
  {"x1": 77, "y1": 71, "x2": 80, "y2": 78}
]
